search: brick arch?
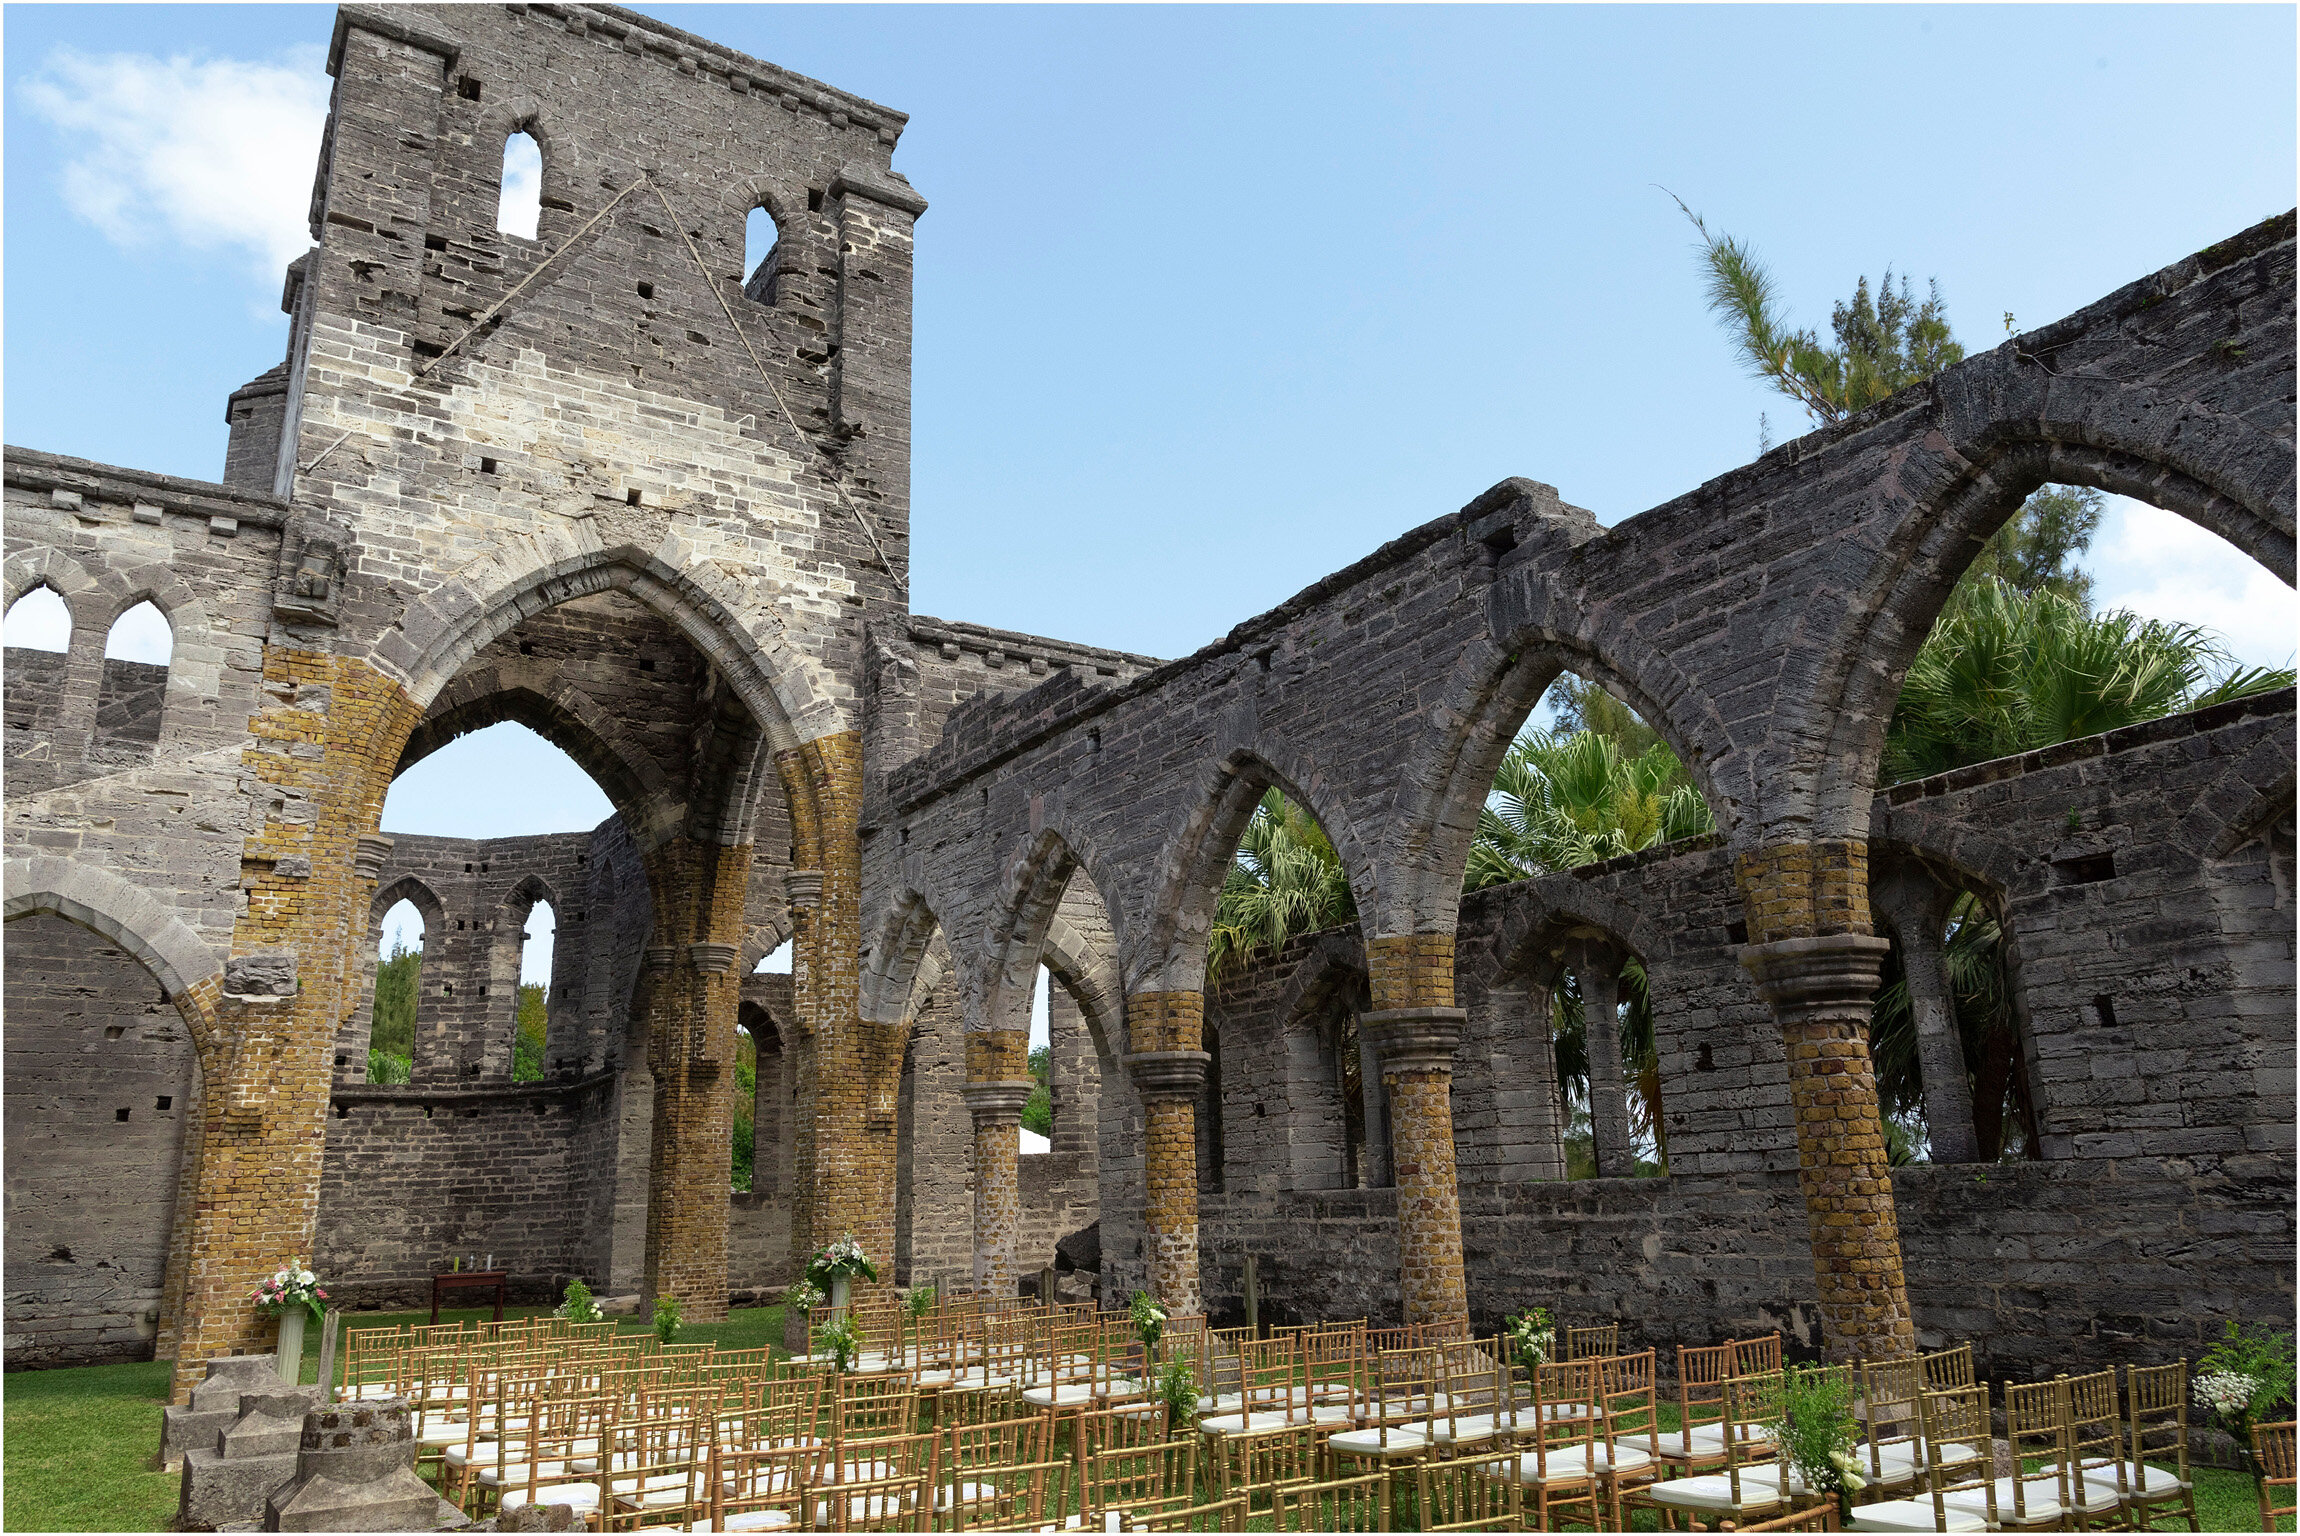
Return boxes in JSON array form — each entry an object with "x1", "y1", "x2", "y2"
[
  {"x1": 1136, "y1": 747, "x2": 1376, "y2": 998},
  {"x1": 1806, "y1": 404, "x2": 2295, "y2": 844},
  {"x1": 370, "y1": 873, "x2": 447, "y2": 943},
  {"x1": 1486, "y1": 877, "x2": 1651, "y2": 991},
  {"x1": 2, "y1": 855, "x2": 222, "y2": 1064},
  {"x1": 1273, "y1": 931, "x2": 1369, "y2": 1041},
  {"x1": 979, "y1": 826, "x2": 1123, "y2": 1042},
  {"x1": 2194, "y1": 761, "x2": 2297, "y2": 864},
  {"x1": 1385, "y1": 607, "x2": 1739, "y2": 943},
  {"x1": 1037, "y1": 872, "x2": 1127, "y2": 1074},
  {"x1": 3, "y1": 545, "x2": 98, "y2": 616}
]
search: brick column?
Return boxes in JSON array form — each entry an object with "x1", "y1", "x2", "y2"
[
  {"x1": 1362, "y1": 935, "x2": 1469, "y2": 1329},
  {"x1": 639, "y1": 838, "x2": 751, "y2": 1322},
  {"x1": 1736, "y1": 841, "x2": 1915, "y2": 1361},
  {"x1": 169, "y1": 649, "x2": 421, "y2": 1403},
  {"x1": 1567, "y1": 942, "x2": 1635, "y2": 1178},
  {"x1": 962, "y1": 1030, "x2": 1032, "y2": 1297},
  {"x1": 1125, "y1": 992, "x2": 1209, "y2": 1315},
  {"x1": 777, "y1": 734, "x2": 900, "y2": 1288},
  {"x1": 1869, "y1": 863, "x2": 1981, "y2": 1166}
]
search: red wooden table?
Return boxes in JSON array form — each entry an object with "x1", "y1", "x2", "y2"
[{"x1": 430, "y1": 1270, "x2": 509, "y2": 1324}]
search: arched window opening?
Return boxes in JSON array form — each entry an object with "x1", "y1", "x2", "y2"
[
  {"x1": 1333, "y1": 1003, "x2": 1371, "y2": 1188},
  {"x1": 1207, "y1": 788, "x2": 1356, "y2": 984},
  {"x1": 1469, "y1": 673, "x2": 1714, "y2": 890},
  {"x1": 369, "y1": 899, "x2": 425, "y2": 1083},
  {"x1": 3, "y1": 585, "x2": 71, "y2": 652},
  {"x1": 94, "y1": 601, "x2": 172, "y2": 753},
  {"x1": 734, "y1": 1010, "x2": 757, "y2": 1193},
  {"x1": 383, "y1": 721, "x2": 613, "y2": 838},
  {"x1": 513, "y1": 898, "x2": 553, "y2": 1083},
  {"x1": 1021, "y1": 966, "x2": 1052, "y2": 1155},
  {"x1": 497, "y1": 130, "x2": 542, "y2": 240},
  {"x1": 1547, "y1": 944, "x2": 1665, "y2": 1180},
  {"x1": 743, "y1": 205, "x2": 780, "y2": 306}
]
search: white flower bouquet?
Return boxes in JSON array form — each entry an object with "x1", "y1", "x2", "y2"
[{"x1": 252, "y1": 1260, "x2": 328, "y2": 1324}]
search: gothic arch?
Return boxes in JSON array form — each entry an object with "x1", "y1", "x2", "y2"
[{"x1": 2, "y1": 856, "x2": 221, "y2": 1060}]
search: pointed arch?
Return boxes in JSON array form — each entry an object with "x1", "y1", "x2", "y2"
[
  {"x1": 371, "y1": 873, "x2": 448, "y2": 934},
  {"x1": 2, "y1": 856, "x2": 221, "y2": 1060},
  {"x1": 861, "y1": 886, "x2": 948, "y2": 1027},
  {"x1": 1136, "y1": 747, "x2": 1374, "y2": 998}
]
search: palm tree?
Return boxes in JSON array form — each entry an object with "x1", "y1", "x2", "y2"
[
  {"x1": 1466, "y1": 728, "x2": 1713, "y2": 891},
  {"x1": 1205, "y1": 788, "x2": 1356, "y2": 983},
  {"x1": 1883, "y1": 576, "x2": 2293, "y2": 783}
]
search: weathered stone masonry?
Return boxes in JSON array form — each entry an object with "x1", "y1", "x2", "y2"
[{"x1": 3, "y1": 1, "x2": 2291, "y2": 1391}]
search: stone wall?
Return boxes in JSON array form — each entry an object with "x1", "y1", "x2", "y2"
[
  {"x1": 1186, "y1": 695, "x2": 2296, "y2": 1378},
  {"x1": 3, "y1": 912, "x2": 200, "y2": 1366}
]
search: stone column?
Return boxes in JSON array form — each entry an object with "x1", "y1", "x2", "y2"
[
  {"x1": 1567, "y1": 943, "x2": 1636, "y2": 1178},
  {"x1": 777, "y1": 734, "x2": 899, "y2": 1289},
  {"x1": 170, "y1": 649, "x2": 424, "y2": 1404},
  {"x1": 1125, "y1": 993, "x2": 1210, "y2": 1315},
  {"x1": 1870, "y1": 863, "x2": 1982, "y2": 1166},
  {"x1": 962, "y1": 1029, "x2": 1032, "y2": 1298},
  {"x1": 1736, "y1": 841, "x2": 1915, "y2": 1362},
  {"x1": 639, "y1": 839, "x2": 750, "y2": 1322},
  {"x1": 1356, "y1": 1023, "x2": 1393, "y2": 1188},
  {"x1": 1362, "y1": 935, "x2": 1470, "y2": 1329}
]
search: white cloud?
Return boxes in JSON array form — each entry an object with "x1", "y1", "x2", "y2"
[
  {"x1": 2088, "y1": 496, "x2": 2296, "y2": 674},
  {"x1": 25, "y1": 46, "x2": 329, "y2": 285}
]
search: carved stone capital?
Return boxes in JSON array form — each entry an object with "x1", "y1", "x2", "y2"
[
  {"x1": 1359, "y1": 1007, "x2": 1466, "y2": 1075},
  {"x1": 784, "y1": 870, "x2": 825, "y2": 909},
  {"x1": 353, "y1": 833, "x2": 394, "y2": 883},
  {"x1": 1125, "y1": 1049, "x2": 1210, "y2": 1101},
  {"x1": 687, "y1": 941, "x2": 739, "y2": 975},
  {"x1": 959, "y1": 1080, "x2": 1034, "y2": 1124},
  {"x1": 1737, "y1": 933, "x2": 1892, "y2": 1023},
  {"x1": 642, "y1": 945, "x2": 678, "y2": 975}
]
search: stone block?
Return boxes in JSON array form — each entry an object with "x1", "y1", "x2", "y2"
[{"x1": 263, "y1": 1398, "x2": 439, "y2": 1531}]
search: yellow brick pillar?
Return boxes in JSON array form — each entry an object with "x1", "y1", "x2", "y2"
[
  {"x1": 1124, "y1": 992, "x2": 1209, "y2": 1315},
  {"x1": 168, "y1": 650, "x2": 421, "y2": 1403},
  {"x1": 1362, "y1": 935, "x2": 1470, "y2": 1329},
  {"x1": 639, "y1": 837, "x2": 752, "y2": 1323},
  {"x1": 962, "y1": 1030, "x2": 1032, "y2": 1298},
  {"x1": 776, "y1": 734, "x2": 900, "y2": 1287},
  {"x1": 1735, "y1": 840, "x2": 1915, "y2": 1362}
]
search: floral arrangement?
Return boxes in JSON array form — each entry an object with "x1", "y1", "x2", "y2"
[
  {"x1": 1505, "y1": 1307, "x2": 1555, "y2": 1368},
  {"x1": 804, "y1": 1234, "x2": 880, "y2": 1290},
  {"x1": 555, "y1": 1278, "x2": 601, "y2": 1325},
  {"x1": 1130, "y1": 1291, "x2": 1169, "y2": 1359},
  {"x1": 2197, "y1": 1319, "x2": 2297, "y2": 1442},
  {"x1": 252, "y1": 1260, "x2": 328, "y2": 1324},
  {"x1": 1157, "y1": 1357, "x2": 1199, "y2": 1436},
  {"x1": 653, "y1": 1293, "x2": 682, "y2": 1345},
  {"x1": 783, "y1": 1278, "x2": 825, "y2": 1316},
  {"x1": 813, "y1": 1311, "x2": 863, "y2": 1373},
  {"x1": 1762, "y1": 1365, "x2": 1866, "y2": 1498}
]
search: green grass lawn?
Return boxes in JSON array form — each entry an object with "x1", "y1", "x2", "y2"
[{"x1": 3, "y1": 1319, "x2": 2283, "y2": 1534}]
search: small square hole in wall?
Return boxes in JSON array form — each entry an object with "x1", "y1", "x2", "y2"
[
  {"x1": 520, "y1": 642, "x2": 535, "y2": 656},
  {"x1": 627, "y1": 488, "x2": 643, "y2": 507},
  {"x1": 640, "y1": 658, "x2": 657, "y2": 673},
  {"x1": 116, "y1": 1108, "x2": 130, "y2": 1122},
  {"x1": 105, "y1": 1026, "x2": 125, "y2": 1040},
  {"x1": 637, "y1": 281, "x2": 654, "y2": 299},
  {"x1": 806, "y1": 187, "x2": 824, "y2": 213},
  {"x1": 480, "y1": 457, "x2": 498, "y2": 475},
  {"x1": 157, "y1": 1095, "x2": 173, "y2": 1111},
  {"x1": 424, "y1": 234, "x2": 448, "y2": 252},
  {"x1": 457, "y1": 75, "x2": 482, "y2": 101}
]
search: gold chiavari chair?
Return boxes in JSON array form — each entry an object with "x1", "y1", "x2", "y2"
[
  {"x1": 1592, "y1": 1349, "x2": 1662, "y2": 1525},
  {"x1": 1217, "y1": 1423, "x2": 1320, "y2": 1513},
  {"x1": 707, "y1": 1439, "x2": 827, "y2": 1535},
  {"x1": 2060, "y1": 1369, "x2": 2133, "y2": 1530},
  {"x1": 1563, "y1": 1323, "x2": 1621, "y2": 1362},
  {"x1": 1075, "y1": 1400, "x2": 1171, "y2": 1485},
  {"x1": 834, "y1": 1373, "x2": 919, "y2": 1445},
  {"x1": 1965, "y1": 1377, "x2": 2076, "y2": 1529},
  {"x1": 1199, "y1": 1335, "x2": 1308, "y2": 1438},
  {"x1": 1481, "y1": 1356, "x2": 1602, "y2": 1531},
  {"x1": 1419, "y1": 1447, "x2": 1524, "y2": 1531},
  {"x1": 1327, "y1": 1344, "x2": 1439, "y2": 1473},
  {"x1": 817, "y1": 1429, "x2": 934, "y2": 1533},
  {"x1": 605, "y1": 1390, "x2": 714, "y2": 1530},
  {"x1": 1852, "y1": 1355, "x2": 1929, "y2": 1504},
  {"x1": 1638, "y1": 1369, "x2": 1799, "y2": 1529},
  {"x1": 1845, "y1": 1382, "x2": 1996, "y2": 1534},
  {"x1": 1426, "y1": 1336, "x2": 1516, "y2": 1456},
  {"x1": 2254, "y1": 1421, "x2": 2297, "y2": 1534},
  {"x1": 1727, "y1": 1500, "x2": 1843, "y2": 1531},
  {"x1": 487, "y1": 1377, "x2": 609, "y2": 1521},
  {"x1": 2111, "y1": 1361, "x2": 2198, "y2": 1529},
  {"x1": 1271, "y1": 1470, "x2": 1391, "y2": 1533},
  {"x1": 1083, "y1": 1436, "x2": 1198, "y2": 1521},
  {"x1": 941, "y1": 1412, "x2": 1062, "y2": 1531},
  {"x1": 1734, "y1": 1333, "x2": 1785, "y2": 1376},
  {"x1": 1616, "y1": 1339, "x2": 1742, "y2": 1476}
]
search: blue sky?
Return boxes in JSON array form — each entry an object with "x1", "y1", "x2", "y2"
[{"x1": 8, "y1": 3, "x2": 2295, "y2": 1001}]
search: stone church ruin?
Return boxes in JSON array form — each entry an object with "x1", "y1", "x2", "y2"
[{"x1": 4, "y1": 3, "x2": 2291, "y2": 1403}]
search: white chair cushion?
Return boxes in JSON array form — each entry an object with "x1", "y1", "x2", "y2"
[
  {"x1": 1478, "y1": 1442, "x2": 1654, "y2": 1482},
  {"x1": 1616, "y1": 1422, "x2": 1773, "y2": 1459},
  {"x1": 498, "y1": 1484, "x2": 601, "y2": 1514},
  {"x1": 1848, "y1": 1496, "x2": 1990, "y2": 1532},
  {"x1": 1643, "y1": 1465, "x2": 1802, "y2": 1512},
  {"x1": 2093, "y1": 1463, "x2": 2191, "y2": 1499},
  {"x1": 1021, "y1": 1383, "x2": 1102, "y2": 1408},
  {"x1": 1327, "y1": 1425, "x2": 1432, "y2": 1457},
  {"x1": 681, "y1": 1513, "x2": 795, "y2": 1534}
]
